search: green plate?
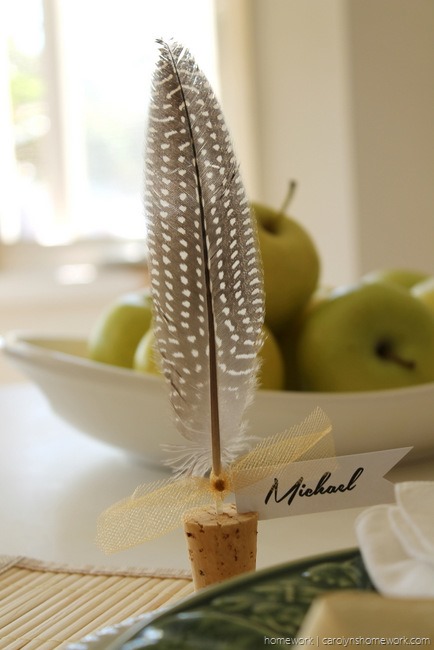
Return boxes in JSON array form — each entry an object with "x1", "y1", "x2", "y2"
[{"x1": 69, "y1": 549, "x2": 374, "y2": 649}]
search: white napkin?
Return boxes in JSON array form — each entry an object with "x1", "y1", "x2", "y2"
[{"x1": 355, "y1": 481, "x2": 434, "y2": 598}]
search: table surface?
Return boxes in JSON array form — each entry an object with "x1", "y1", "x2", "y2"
[{"x1": 1, "y1": 381, "x2": 434, "y2": 576}]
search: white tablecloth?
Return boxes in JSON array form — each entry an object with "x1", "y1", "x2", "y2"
[{"x1": 1, "y1": 382, "x2": 433, "y2": 573}]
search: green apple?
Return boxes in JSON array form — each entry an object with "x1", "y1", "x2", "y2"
[
  {"x1": 278, "y1": 285, "x2": 333, "y2": 390},
  {"x1": 133, "y1": 328, "x2": 161, "y2": 375},
  {"x1": 293, "y1": 282, "x2": 434, "y2": 392},
  {"x1": 411, "y1": 277, "x2": 434, "y2": 314},
  {"x1": 134, "y1": 324, "x2": 285, "y2": 391},
  {"x1": 258, "y1": 324, "x2": 285, "y2": 391},
  {"x1": 252, "y1": 185, "x2": 320, "y2": 334},
  {"x1": 88, "y1": 289, "x2": 153, "y2": 368},
  {"x1": 362, "y1": 268, "x2": 430, "y2": 290}
]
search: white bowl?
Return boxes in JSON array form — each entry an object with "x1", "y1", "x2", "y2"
[{"x1": 2, "y1": 330, "x2": 433, "y2": 465}]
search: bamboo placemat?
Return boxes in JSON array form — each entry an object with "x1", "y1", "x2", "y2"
[{"x1": 0, "y1": 555, "x2": 193, "y2": 649}]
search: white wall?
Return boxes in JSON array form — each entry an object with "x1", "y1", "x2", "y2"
[
  {"x1": 219, "y1": 0, "x2": 434, "y2": 287},
  {"x1": 249, "y1": 0, "x2": 358, "y2": 286},
  {"x1": 348, "y1": 0, "x2": 434, "y2": 275}
]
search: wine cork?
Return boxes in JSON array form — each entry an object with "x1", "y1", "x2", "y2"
[{"x1": 183, "y1": 503, "x2": 258, "y2": 590}]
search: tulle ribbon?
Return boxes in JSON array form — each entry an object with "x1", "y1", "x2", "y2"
[{"x1": 96, "y1": 408, "x2": 334, "y2": 553}]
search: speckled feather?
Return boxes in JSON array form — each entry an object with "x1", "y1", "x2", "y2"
[{"x1": 144, "y1": 40, "x2": 265, "y2": 477}]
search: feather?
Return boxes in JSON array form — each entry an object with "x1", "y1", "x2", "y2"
[{"x1": 144, "y1": 40, "x2": 265, "y2": 478}]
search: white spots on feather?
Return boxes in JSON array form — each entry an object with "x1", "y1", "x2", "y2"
[
  {"x1": 224, "y1": 319, "x2": 235, "y2": 333},
  {"x1": 236, "y1": 353, "x2": 257, "y2": 360}
]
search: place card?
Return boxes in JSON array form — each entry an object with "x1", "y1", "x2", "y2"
[{"x1": 235, "y1": 447, "x2": 412, "y2": 519}]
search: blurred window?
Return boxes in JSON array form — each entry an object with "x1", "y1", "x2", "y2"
[{"x1": 0, "y1": 0, "x2": 219, "y2": 245}]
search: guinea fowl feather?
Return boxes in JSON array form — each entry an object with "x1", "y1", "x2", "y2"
[{"x1": 144, "y1": 40, "x2": 265, "y2": 477}]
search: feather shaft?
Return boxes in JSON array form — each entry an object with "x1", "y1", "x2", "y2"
[{"x1": 166, "y1": 41, "x2": 222, "y2": 478}]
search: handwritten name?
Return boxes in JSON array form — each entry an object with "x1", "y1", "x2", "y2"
[{"x1": 264, "y1": 467, "x2": 364, "y2": 508}]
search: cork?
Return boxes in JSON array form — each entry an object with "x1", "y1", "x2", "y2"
[{"x1": 183, "y1": 503, "x2": 258, "y2": 590}]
